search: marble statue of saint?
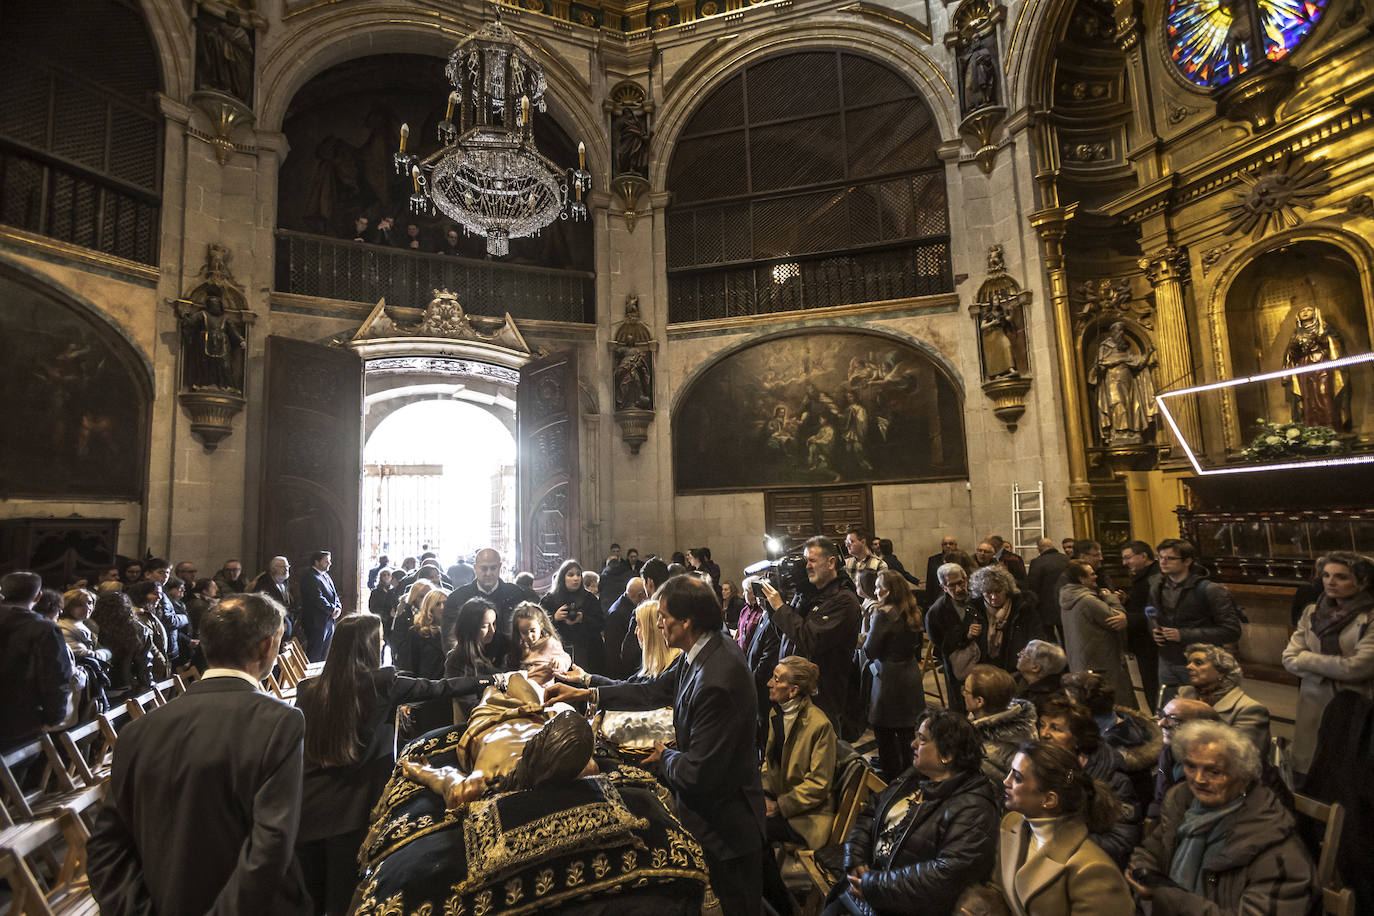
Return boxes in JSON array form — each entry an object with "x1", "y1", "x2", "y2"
[
  {"x1": 1087, "y1": 321, "x2": 1157, "y2": 445},
  {"x1": 179, "y1": 285, "x2": 246, "y2": 391},
  {"x1": 1282, "y1": 304, "x2": 1349, "y2": 430},
  {"x1": 613, "y1": 108, "x2": 651, "y2": 176},
  {"x1": 614, "y1": 346, "x2": 653, "y2": 411}
]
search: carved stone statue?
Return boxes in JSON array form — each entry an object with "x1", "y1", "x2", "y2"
[
  {"x1": 613, "y1": 108, "x2": 651, "y2": 177},
  {"x1": 961, "y1": 39, "x2": 998, "y2": 112},
  {"x1": 178, "y1": 285, "x2": 246, "y2": 392},
  {"x1": 979, "y1": 294, "x2": 1019, "y2": 378},
  {"x1": 194, "y1": 5, "x2": 254, "y2": 104},
  {"x1": 1282, "y1": 304, "x2": 1350, "y2": 430},
  {"x1": 1087, "y1": 321, "x2": 1158, "y2": 445},
  {"x1": 612, "y1": 296, "x2": 654, "y2": 411}
]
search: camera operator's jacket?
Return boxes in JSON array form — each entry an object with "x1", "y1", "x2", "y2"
[{"x1": 769, "y1": 579, "x2": 862, "y2": 733}]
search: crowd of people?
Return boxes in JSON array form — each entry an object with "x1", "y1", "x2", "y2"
[{"x1": 1, "y1": 529, "x2": 1371, "y2": 916}]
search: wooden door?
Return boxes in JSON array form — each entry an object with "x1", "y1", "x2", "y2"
[
  {"x1": 764, "y1": 485, "x2": 873, "y2": 547},
  {"x1": 259, "y1": 337, "x2": 363, "y2": 611},
  {"x1": 517, "y1": 351, "x2": 580, "y2": 590}
]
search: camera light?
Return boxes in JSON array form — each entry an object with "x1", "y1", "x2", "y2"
[{"x1": 765, "y1": 536, "x2": 784, "y2": 556}]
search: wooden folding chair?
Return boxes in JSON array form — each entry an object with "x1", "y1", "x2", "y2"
[
  {"x1": 795, "y1": 764, "x2": 887, "y2": 913},
  {"x1": 123, "y1": 687, "x2": 164, "y2": 720},
  {"x1": 1293, "y1": 793, "x2": 1356, "y2": 916},
  {"x1": 53, "y1": 719, "x2": 109, "y2": 790},
  {"x1": 921, "y1": 640, "x2": 947, "y2": 708},
  {"x1": 0, "y1": 807, "x2": 96, "y2": 915}
]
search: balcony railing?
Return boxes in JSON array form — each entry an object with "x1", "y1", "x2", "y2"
[
  {"x1": 667, "y1": 239, "x2": 953, "y2": 323},
  {"x1": 274, "y1": 229, "x2": 596, "y2": 324},
  {"x1": 0, "y1": 144, "x2": 160, "y2": 265}
]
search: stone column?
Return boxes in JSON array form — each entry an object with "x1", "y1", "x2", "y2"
[
  {"x1": 1140, "y1": 246, "x2": 1202, "y2": 458},
  {"x1": 1030, "y1": 204, "x2": 1094, "y2": 537}
]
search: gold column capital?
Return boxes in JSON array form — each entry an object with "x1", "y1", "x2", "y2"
[
  {"x1": 1139, "y1": 246, "x2": 1191, "y2": 287},
  {"x1": 1029, "y1": 204, "x2": 1078, "y2": 241}
]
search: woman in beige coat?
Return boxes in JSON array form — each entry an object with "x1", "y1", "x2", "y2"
[
  {"x1": 761, "y1": 655, "x2": 838, "y2": 849},
  {"x1": 1282, "y1": 551, "x2": 1374, "y2": 775},
  {"x1": 996, "y1": 742, "x2": 1133, "y2": 916}
]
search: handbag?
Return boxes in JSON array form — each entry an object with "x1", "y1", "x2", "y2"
[{"x1": 947, "y1": 641, "x2": 981, "y2": 681}]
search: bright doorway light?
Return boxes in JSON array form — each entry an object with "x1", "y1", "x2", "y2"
[{"x1": 362, "y1": 400, "x2": 517, "y2": 572}]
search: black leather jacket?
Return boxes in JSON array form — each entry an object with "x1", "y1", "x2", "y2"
[{"x1": 840, "y1": 767, "x2": 999, "y2": 915}]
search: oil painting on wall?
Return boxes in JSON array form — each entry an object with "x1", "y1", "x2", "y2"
[
  {"x1": 0, "y1": 274, "x2": 148, "y2": 499},
  {"x1": 674, "y1": 329, "x2": 967, "y2": 492}
]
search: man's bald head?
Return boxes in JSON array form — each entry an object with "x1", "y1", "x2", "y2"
[
  {"x1": 626, "y1": 577, "x2": 646, "y2": 604},
  {"x1": 1161, "y1": 696, "x2": 1218, "y2": 745},
  {"x1": 474, "y1": 549, "x2": 502, "y2": 591}
]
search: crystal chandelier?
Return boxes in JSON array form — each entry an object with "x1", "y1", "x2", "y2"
[{"x1": 394, "y1": 7, "x2": 590, "y2": 257}]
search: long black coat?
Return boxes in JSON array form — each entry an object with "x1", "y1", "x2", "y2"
[
  {"x1": 542, "y1": 589, "x2": 606, "y2": 673},
  {"x1": 598, "y1": 631, "x2": 766, "y2": 862},
  {"x1": 863, "y1": 608, "x2": 924, "y2": 728},
  {"x1": 924, "y1": 595, "x2": 987, "y2": 714},
  {"x1": 1026, "y1": 549, "x2": 1069, "y2": 633},
  {"x1": 838, "y1": 767, "x2": 1000, "y2": 915},
  {"x1": 769, "y1": 578, "x2": 863, "y2": 732}
]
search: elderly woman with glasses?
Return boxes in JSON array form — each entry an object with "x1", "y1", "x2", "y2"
[
  {"x1": 1127, "y1": 721, "x2": 1316, "y2": 915},
  {"x1": 1177, "y1": 643, "x2": 1271, "y2": 755}
]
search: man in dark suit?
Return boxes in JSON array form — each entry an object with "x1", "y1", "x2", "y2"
[
  {"x1": 88, "y1": 592, "x2": 311, "y2": 915},
  {"x1": 253, "y1": 555, "x2": 297, "y2": 638},
  {"x1": 1026, "y1": 536, "x2": 1071, "y2": 641},
  {"x1": 924, "y1": 535, "x2": 959, "y2": 608},
  {"x1": 0, "y1": 572, "x2": 73, "y2": 752},
  {"x1": 443, "y1": 548, "x2": 528, "y2": 645},
  {"x1": 547, "y1": 576, "x2": 767, "y2": 916},
  {"x1": 299, "y1": 549, "x2": 343, "y2": 662}
]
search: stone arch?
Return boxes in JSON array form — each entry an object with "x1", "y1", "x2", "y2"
[
  {"x1": 649, "y1": 21, "x2": 958, "y2": 192},
  {"x1": 1008, "y1": 0, "x2": 1077, "y2": 111},
  {"x1": 256, "y1": 14, "x2": 607, "y2": 170},
  {"x1": 134, "y1": 0, "x2": 191, "y2": 101}
]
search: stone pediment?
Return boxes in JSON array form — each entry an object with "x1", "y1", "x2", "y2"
[{"x1": 351, "y1": 291, "x2": 530, "y2": 354}]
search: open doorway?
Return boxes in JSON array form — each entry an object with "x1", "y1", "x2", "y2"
[{"x1": 362, "y1": 400, "x2": 516, "y2": 574}]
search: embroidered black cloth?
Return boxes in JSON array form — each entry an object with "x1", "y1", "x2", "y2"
[{"x1": 353, "y1": 726, "x2": 709, "y2": 916}]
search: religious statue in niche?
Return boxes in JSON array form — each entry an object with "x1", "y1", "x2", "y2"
[
  {"x1": 1088, "y1": 321, "x2": 1158, "y2": 446},
  {"x1": 172, "y1": 243, "x2": 255, "y2": 450},
  {"x1": 1282, "y1": 304, "x2": 1351, "y2": 431},
  {"x1": 193, "y1": 2, "x2": 255, "y2": 105},
  {"x1": 960, "y1": 36, "x2": 1000, "y2": 114},
  {"x1": 610, "y1": 295, "x2": 657, "y2": 453},
  {"x1": 612, "y1": 296, "x2": 653, "y2": 411},
  {"x1": 607, "y1": 81, "x2": 654, "y2": 231},
  {"x1": 971, "y1": 245, "x2": 1034, "y2": 431}
]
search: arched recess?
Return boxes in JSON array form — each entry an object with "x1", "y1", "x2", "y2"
[
  {"x1": 662, "y1": 48, "x2": 954, "y2": 322},
  {"x1": 649, "y1": 22, "x2": 959, "y2": 193},
  {"x1": 0, "y1": 262, "x2": 152, "y2": 500},
  {"x1": 1205, "y1": 229, "x2": 1374, "y2": 448},
  {"x1": 671, "y1": 327, "x2": 968, "y2": 493},
  {"x1": 132, "y1": 0, "x2": 190, "y2": 102},
  {"x1": 256, "y1": 13, "x2": 606, "y2": 168}
]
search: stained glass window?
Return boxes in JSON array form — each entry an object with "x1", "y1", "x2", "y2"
[{"x1": 1166, "y1": 0, "x2": 1328, "y2": 88}]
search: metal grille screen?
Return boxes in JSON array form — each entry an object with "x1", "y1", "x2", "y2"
[
  {"x1": 0, "y1": 10, "x2": 161, "y2": 265},
  {"x1": 665, "y1": 51, "x2": 951, "y2": 322}
]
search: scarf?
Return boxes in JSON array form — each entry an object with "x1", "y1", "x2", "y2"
[
  {"x1": 1169, "y1": 796, "x2": 1243, "y2": 894},
  {"x1": 1311, "y1": 590, "x2": 1374, "y2": 655},
  {"x1": 986, "y1": 598, "x2": 1013, "y2": 659}
]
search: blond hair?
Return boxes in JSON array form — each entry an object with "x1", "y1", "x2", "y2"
[
  {"x1": 635, "y1": 599, "x2": 681, "y2": 677},
  {"x1": 413, "y1": 588, "x2": 449, "y2": 638}
]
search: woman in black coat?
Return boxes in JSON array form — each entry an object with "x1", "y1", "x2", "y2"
[
  {"x1": 296, "y1": 613, "x2": 487, "y2": 916},
  {"x1": 825, "y1": 709, "x2": 1000, "y2": 916},
  {"x1": 540, "y1": 559, "x2": 606, "y2": 673},
  {"x1": 864, "y1": 571, "x2": 926, "y2": 781},
  {"x1": 394, "y1": 588, "x2": 452, "y2": 735},
  {"x1": 969, "y1": 564, "x2": 1043, "y2": 672}
]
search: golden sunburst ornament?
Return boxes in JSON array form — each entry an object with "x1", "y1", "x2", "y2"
[{"x1": 1222, "y1": 154, "x2": 1331, "y2": 240}]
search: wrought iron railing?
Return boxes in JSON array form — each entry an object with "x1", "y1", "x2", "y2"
[
  {"x1": 274, "y1": 230, "x2": 596, "y2": 324},
  {"x1": 0, "y1": 144, "x2": 160, "y2": 265},
  {"x1": 667, "y1": 239, "x2": 953, "y2": 323}
]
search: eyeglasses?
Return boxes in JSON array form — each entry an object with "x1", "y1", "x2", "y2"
[
  {"x1": 1157, "y1": 554, "x2": 1183, "y2": 563},
  {"x1": 1158, "y1": 714, "x2": 1183, "y2": 728}
]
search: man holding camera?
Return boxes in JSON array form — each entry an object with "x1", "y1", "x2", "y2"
[{"x1": 757, "y1": 536, "x2": 862, "y2": 736}]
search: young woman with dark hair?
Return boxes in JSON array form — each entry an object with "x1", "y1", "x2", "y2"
[
  {"x1": 997, "y1": 742, "x2": 1132, "y2": 913},
  {"x1": 296, "y1": 613, "x2": 488, "y2": 916},
  {"x1": 541, "y1": 559, "x2": 605, "y2": 673},
  {"x1": 863, "y1": 570, "x2": 926, "y2": 780},
  {"x1": 90, "y1": 591, "x2": 155, "y2": 698}
]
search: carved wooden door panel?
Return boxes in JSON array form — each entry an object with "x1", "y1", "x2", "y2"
[
  {"x1": 518, "y1": 351, "x2": 580, "y2": 590},
  {"x1": 259, "y1": 337, "x2": 363, "y2": 611},
  {"x1": 764, "y1": 485, "x2": 873, "y2": 546}
]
